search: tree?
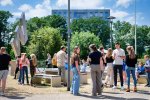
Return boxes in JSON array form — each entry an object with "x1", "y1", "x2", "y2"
[
  {"x1": 71, "y1": 32, "x2": 101, "y2": 59},
  {"x1": 28, "y1": 27, "x2": 64, "y2": 59},
  {"x1": 113, "y1": 21, "x2": 150, "y2": 57},
  {"x1": 71, "y1": 17, "x2": 110, "y2": 47},
  {"x1": 27, "y1": 15, "x2": 67, "y2": 40},
  {"x1": 0, "y1": 10, "x2": 12, "y2": 47}
]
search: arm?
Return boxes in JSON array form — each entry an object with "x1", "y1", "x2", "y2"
[
  {"x1": 75, "y1": 61, "x2": 80, "y2": 75},
  {"x1": 100, "y1": 57, "x2": 103, "y2": 69}
]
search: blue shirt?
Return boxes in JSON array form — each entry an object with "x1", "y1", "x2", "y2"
[{"x1": 137, "y1": 66, "x2": 145, "y2": 73}]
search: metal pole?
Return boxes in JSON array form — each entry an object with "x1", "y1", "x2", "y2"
[
  {"x1": 135, "y1": 0, "x2": 137, "y2": 54},
  {"x1": 67, "y1": 0, "x2": 71, "y2": 91},
  {"x1": 110, "y1": 21, "x2": 113, "y2": 48}
]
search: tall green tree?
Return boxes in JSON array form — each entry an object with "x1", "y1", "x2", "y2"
[
  {"x1": 71, "y1": 17, "x2": 110, "y2": 47},
  {"x1": 28, "y1": 27, "x2": 64, "y2": 59},
  {"x1": 0, "y1": 10, "x2": 12, "y2": 47},
  {"x1": 71, "y1": 32, "x2": 101, "y2": 59}
]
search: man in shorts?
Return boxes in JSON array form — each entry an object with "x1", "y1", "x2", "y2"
[{"x1": 0, "y1": 47, "x2": 11, "y2": 96}]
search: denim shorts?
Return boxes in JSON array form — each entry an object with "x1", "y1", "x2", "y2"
[{"x1": 0, "y1": 70, "x2": 9, "y2": 80}]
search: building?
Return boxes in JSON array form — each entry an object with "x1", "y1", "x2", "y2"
[{"x1": 52, "y1": 9, "x2": 110, "y2": 20}]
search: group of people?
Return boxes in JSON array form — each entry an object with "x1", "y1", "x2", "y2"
[
  {"x1": 14, "y1": 53, "x2": 37, "y2": 86},
  {"x1": 70, "y1": 42, "x2": 150, "y2": 96},
  {"x1": 0, "y1": 42, "x2": 150, "y2": 96}
]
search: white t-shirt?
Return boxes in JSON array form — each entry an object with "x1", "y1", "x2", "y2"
[{"x1": 112, "y1": 48, "x2": 125, "y2": 65}]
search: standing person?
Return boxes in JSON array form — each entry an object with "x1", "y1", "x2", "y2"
[
  {"x1": 125, "y1": 46, "x2": 137, "y2": 92},
  {"x1": 20, "y1": 53, "x2": 30, "y2": 85},
  {"x1": 71, "y1": 46, "x2": 80, "y2": 95},
  {"x1": 30, "y1": 54, "x2": 37, "y2": 86},
  {"x1": 52, "y1": 53, "x2": 57, "y2": 68},
  {"x1": 0, "y1": 47, "x2": 11, "y2": 96},
  {"x1": 46, "y1": 53, "x2": 52, "y2": 68},
  {"x1": 14, "y1": 56, "x2": 21, "y2": 79},
  {"x1": 144, "y1": 55, "x2": 150, "y2": 87},
  {"x1": 57, "y1": 46, "x2": 67, "y2": 86},
  {"x1": 112, "y1": 42, "x2": 125, "y2": 90},
  {"x1": 104, "y1": 48, "x2": 114, "y2": 88},
  {"x1": 99, "y1": 46, "x2": 106, "y2": 75},
  {"x1": 88, "y1": 44, "x2": 103, "y2": 96}
]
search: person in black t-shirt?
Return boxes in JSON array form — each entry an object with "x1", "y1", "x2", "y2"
[
  {"x1": 88, "y1": 44, "x2": 103, "y2": 96},
  {"x1": 0, "y1": 47, "x2": 11, "y2": 96},
  {"x1": 125, "y1": 46, "x2": 137, "y2": 92}
]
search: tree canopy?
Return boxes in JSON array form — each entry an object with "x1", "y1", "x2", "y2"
[
  {"x1": 71, "y1": 17, "x2": 110, "y2": 47},
  {"x1": 71, "y1": 32, "x2": 101, "y2": 59}
]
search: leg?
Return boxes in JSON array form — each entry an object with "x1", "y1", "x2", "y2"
[
  {"x1": 113, "y1": 65, "x2": 118, "y2": 86},
  {"x1": 131, "y1": 69, "x2": 137, "y2": 87},
  {"x1": 110, "y1": 67, "x2": 114, "y2": 86},
  {"x1": 58, "y1": 67, "x2": 61, "y2": 76},
  {"x1": 30, "y1": 69, "x2": 34, "y2": 85},
  {"x1": 73, "y1": 68, "x2": 80, "y2": 95},
  {"x1": 104, "y1": 66, "x2": 110, "y2": 84},
  {"x1": 18, "y1": 68, "x2": 22, "y2": 83},
  {"x1": 61, "y1": 67, "x2": 66, "y2": 85},
  {"x1": 96, "y1": 67, "x2": 102, "y2": 95},
  {"x1": 25, "y1": 67, "x2": 29, "y2": 84},
  {"x1": 22, "y1": 67, "x2": 25, "y2": 84},
  {"x1": 91, "y1": 67, "x2": 97, "y2": 95},
  {"x1": 1, "y1": 70, "x2": 8, "y2": 93},
  {"x1": 118, "y1": 65, "x2": 124, "y2": 87},
  {"x1": 148, "y1": 72, "x2": 150, "y2": 85},
  {"x1": 126, "y1": 67, "x2": 131, "y2": 88}
]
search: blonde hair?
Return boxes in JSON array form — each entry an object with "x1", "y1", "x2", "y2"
[
  {"x1": 106, "y1": 48, "x2": 112, "y2": 58},
  {"x1": 126, "y1": 46, "x2": 135, "y2": 59},
  {"x1": 30, "y1": 54, "x2": 37, "y2": 66},
  {"x1": 144, "y1": 55, "x2": 149, "y2": 59}
]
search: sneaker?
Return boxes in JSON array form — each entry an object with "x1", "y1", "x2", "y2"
[
  {"x1": 121, "y1": 86, "x2": 124, "y2": 90},
  {"x1": 112, "y1": 86, "x2": 117, "y2": 89}
]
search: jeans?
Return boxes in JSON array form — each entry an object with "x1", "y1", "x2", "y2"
[
  {"x1": 126, "y1": 66, "x2": 137, "y2": 88},
  {"x1": 22, "y1": 66, "x2": 29, "y2": 84},
  {"x1": 146, "y1": 72, "x2": 150, "y2": 85},
  {"x1": 113, "y1": 65, "x2": 124, "y2": 86},
  {"x1": 71, "y1": 67, "x2": 80, "y2": 95},
  {"x1": 18, "y1": 68, "x2": 23, "y2": 83}
]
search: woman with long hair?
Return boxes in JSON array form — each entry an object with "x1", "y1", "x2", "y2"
[
  {"x1": 88, "y1": 44, "x2": 103, "y2": 96},
  {"x1": 20, "y1": 53, "x2": 30, "y2": 85},
  {"x1": 30, "y1": 54, "x2": 37, "y2": 86},
  {"x1": 125, "y1": 46, "x2": 137, "y2": 92},
  {"x1": 71, "y1": 46, "x2": 80, "y2": 96},
  {"x1": 104, "y1": 48, "x2": 114, "y2": 87}
]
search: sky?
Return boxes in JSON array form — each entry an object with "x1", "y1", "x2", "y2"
[{"x1": 0, "y1": 0, "x2": 149, "y2": 26}]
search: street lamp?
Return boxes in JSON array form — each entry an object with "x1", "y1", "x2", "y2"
[
  {"x1": 37, "y1": 36, "x2": 41, "y2": 60},
  {"x1": 107, "y1": 16, "x2": 116, "y2": 48},
  {"x1": 67, "y1": 0, "x2": 71, "y2": 91}
]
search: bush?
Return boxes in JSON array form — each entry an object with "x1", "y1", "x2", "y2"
[
  {"x1": 71, "y1": 32, "x2": 101, "y2": 59},
  {"x1": 28, "y1": 27, "x2": 65, "y2": 60}
]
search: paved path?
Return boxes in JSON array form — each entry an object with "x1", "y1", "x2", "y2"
[{"x1": 1, "y1": 88, "x2": 150, "y2": 100}]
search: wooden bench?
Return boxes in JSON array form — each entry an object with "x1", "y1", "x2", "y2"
[
  {"x1": 45, "y1": 68, "x2": 58, "y2": 75},
  {"x1": 33, "y1": 74, "x2": 61, "y2": 87},
  {"x1": 137, "y1": 74, "x2": 147, "y2": 84}
]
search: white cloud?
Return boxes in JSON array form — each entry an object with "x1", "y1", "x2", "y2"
[
  {"x1": 116, "y1": 0, "x2": 133, "y2": 8},
  {"x1": 18, "y1": 4, "x2": 32, "y2": 12},
  {"x1": 0, "y1": 0, "x2": 13, "y2": 6},
  {"x1": 12, "y1": 0, "x2": 51, "y2": 19},
  {"x1": 56, "y1": 0, "x2": 103, "y2": 9},
  {"x1": 111, "y1": 10, "x2": 129, "y2": 20}
]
